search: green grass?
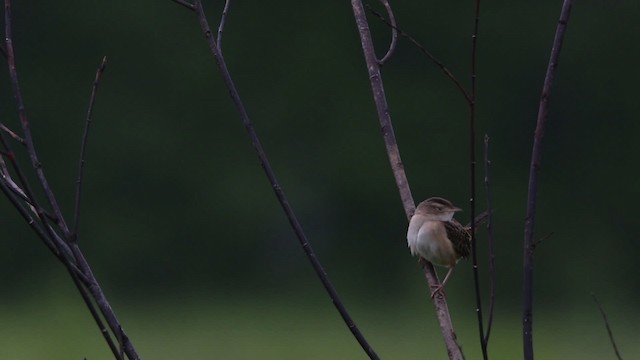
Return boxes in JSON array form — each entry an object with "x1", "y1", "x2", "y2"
[{"x1": 1, "y1": 292, "x2": 637, "y2": 359}]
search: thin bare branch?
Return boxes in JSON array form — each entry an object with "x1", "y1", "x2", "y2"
[
  {"x1": 192, "y1": 1, "x2": 379, "y2": 358},
  {"x1": 216, "y1": 0, "x2": 231, "y2": 49},
  {"x1": 67, "y1": 241, "x2": 138, "y2": 359},
  {"x1": 0, "y1": 125, "x2": 67, "y2": 263},
  {"x1": 591, "y1": 293, "x2": 624, "y2": 360},
  {"x1": 5, "y1": 0, "x2": 70, "y2": 236},
  {"x1": 366, "y1": 5, "x2": 471, "y2": 104},
  {"x1": 483, "y1": 134, "x2": 496, "y2": 345},
  {"x1": 73, "y1": 56, "x2": 107, "y2": 241},
  {"x1": 0, "y1": 173, "x2": 60, "y2": 223},
  {"x1": 171, "y1": 0, "x2": 195, "y2": 11},
  {"x1": 353, "y1": 1, "x2": 464, "y2": 359},
  {"x1": 0, "y1": 143, "x2": 75, "y2": 267},
  {"x1": 0, "y1": 123, "x2": 25, "y2": 145},
  {"x1": 1, "y1": 3, "x2": 48, "y2": 224},
  {"x1": 376, "y1": 0, "x2": 398, "y2": 66},
  {"x1": 532, "y1": 231, "x2": 554, "y2": 250},
  {"x1": 0, "y1": 155, "x2": 32, "y2": 205},
  {"x1": 523, "y1": 1, "x2": 574, "y2": 359},
  {"x1": 0, "y1": 178, "x2": 59, "y2": 257},
  {"x1": 468, "y1": 1, "x2": 488, "y2": 359},
  {"x1": 0, "y1": 175, "x2": 83, "y2": 284},
  {"x1": 69, "y1": 268, "x2": 124, "y2": 360},
  {"x1": 0, "y1": 120, "x2": 50, "y2": 232}
]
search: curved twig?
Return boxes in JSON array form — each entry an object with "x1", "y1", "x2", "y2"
[
  {"x1": 522, "y1": 1, "x2": 574, "y2": 359},
  {"x1": 366, "y1": 5, "x2": 471, "y2": 104},
  {"x1": 376, "y1": 0, "x2": 397, "y2": 66},
  {"x1": 188, "y1": 1, "x2": 380, "y2": 358}
]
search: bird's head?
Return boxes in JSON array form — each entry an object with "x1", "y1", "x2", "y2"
[{"x1": 415, "y1": 197, "x2": 462, "y2": 221}]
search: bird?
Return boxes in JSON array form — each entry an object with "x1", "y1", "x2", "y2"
[{"x1": 407, "y1": 197, "x2": 472, "y2": 298}]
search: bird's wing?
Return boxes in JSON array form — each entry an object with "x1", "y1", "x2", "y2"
[{"x1": 444, "y1": 219, "x2": 471, "y2": 259}]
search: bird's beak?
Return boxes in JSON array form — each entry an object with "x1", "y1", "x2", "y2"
[{"x1": 452, "y1": 207, "x2": 463, "y2": 212}]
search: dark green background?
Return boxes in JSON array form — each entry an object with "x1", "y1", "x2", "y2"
[{"x1": 1, "y1": 1, "x2": 639, "y2": 359}]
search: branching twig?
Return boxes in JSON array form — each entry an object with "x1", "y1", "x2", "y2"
[
  {"x1": 376, "y1": 0, "x2": 397, "y2": 66},
  {"x1": 483, "y1": 134, "x2": 496, "y2": 345},
  {"x1": 0, "y1": 156, "x2": 34, "y2": 206},
  {"x1": 0, "y1": 177, "x2": 59, "y2": 257},
  {"x1": 216, "y1": 0, "x2": 231, "y2": 49},
  {"x1": 591, "y1": 293, "x2": 624, "y2": 360},
  {"x1": 522, "y1": 1, "x2": 574, "y2": 359},
  {"x1": 73, "y1": 56, "x2": 107, "y2": 241},
  {"x1": 0, "y1": 138, "x2": 73, "y2": 263},
  {"x1": 366, "y1": 6, "x2": 471, "y2": 104},
  {"x1": 183, "y1": 1, "x2": 380, "y2": 359},
  {"x1": 3, "y1": 2, "x2": 140, "y2": 358},
  {"x1": 352, "y1": 1, "x2": 464, "y2": 359}
]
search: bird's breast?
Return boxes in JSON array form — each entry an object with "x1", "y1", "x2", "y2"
[{"x1": 407, "y1": 216, "x2": 457, "y2": 267}]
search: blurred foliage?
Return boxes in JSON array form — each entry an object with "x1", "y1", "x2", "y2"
[
  {"x1": 2, "y1": 286, "x2": 639, "y2": 359},
  {"x1": 1, "y1": 0, "x2": 639, "y2": 358}
]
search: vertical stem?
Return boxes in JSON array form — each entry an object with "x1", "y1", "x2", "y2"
[
  {"x1": 469, "y1": 0, "x2": 487, "y2": 358},
  {"x1": 73, "y1": 57, "x2": 107, "y2": 240},
  {"x1": 522, "y1": 1, "x2": 573, "y2": 359},
  {"x1": 483, "y1": 134, "x2": 496, "y2": 345}
]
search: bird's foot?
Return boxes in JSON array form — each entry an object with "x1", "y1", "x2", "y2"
[{"x1": 430, "y1": 284, "x2": 446, "y2": 299}]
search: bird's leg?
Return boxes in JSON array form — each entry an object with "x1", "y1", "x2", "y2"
[{"x1": 431, "y1": 266, "x2": 455, "y2": 299}]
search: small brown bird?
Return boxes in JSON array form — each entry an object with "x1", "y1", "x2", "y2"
[{"x1": 407, "y1": 197, "x2": 471, "y2": 298}]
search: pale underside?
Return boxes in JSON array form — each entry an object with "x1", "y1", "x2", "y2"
[{"x1": 407, "y1": 214, "x2": 459, "y2": 267}]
